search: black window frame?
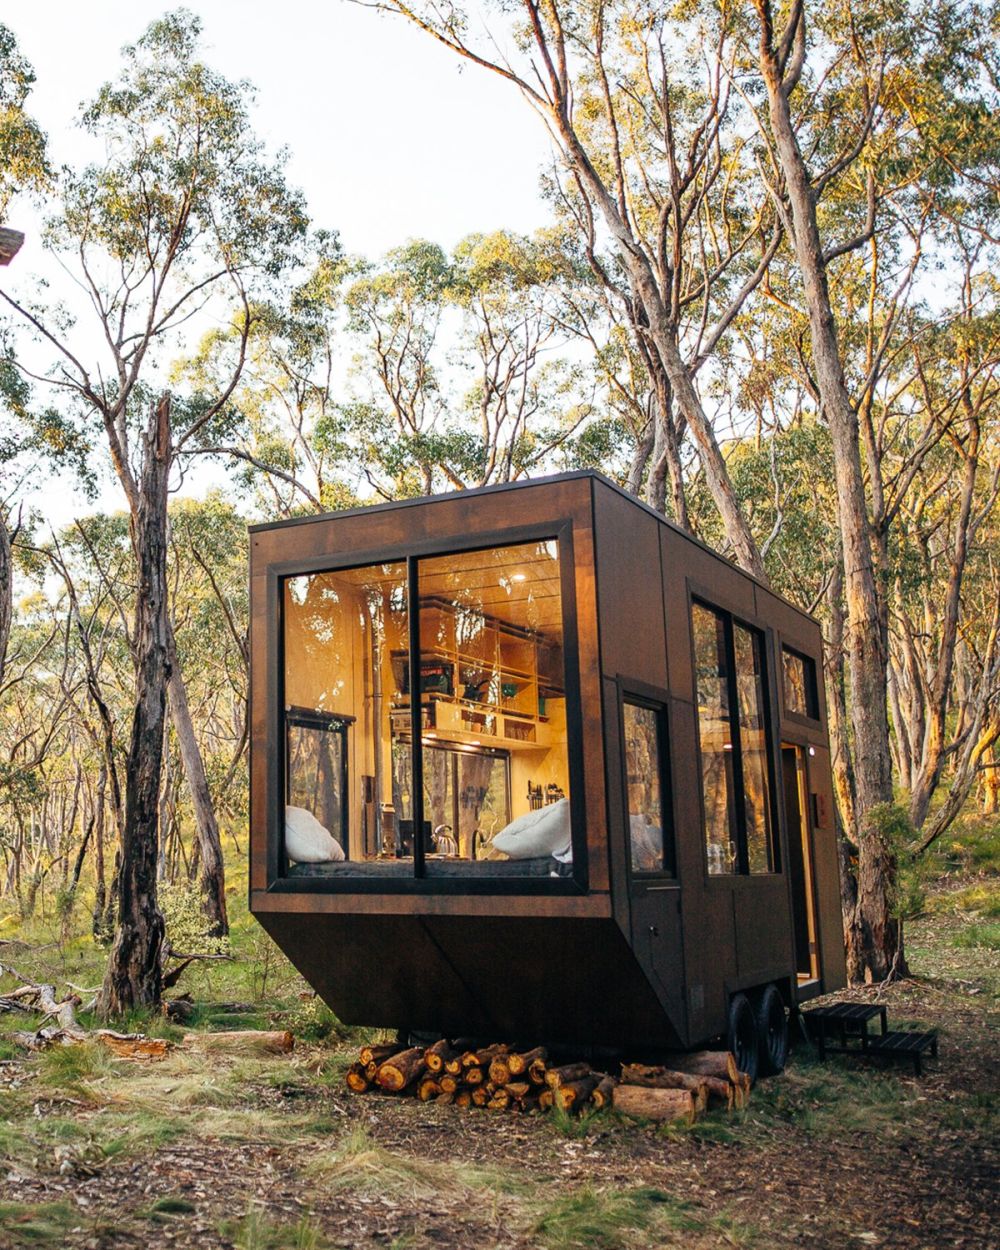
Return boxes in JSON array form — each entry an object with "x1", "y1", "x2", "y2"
[
  {"x1": 284, "y1": 706, "x2": 353, "y2": 858},
  {"x1": 618, "y1": 680, "x2": 676, "y2": 881},
  {"x1": 781, "y1": 644, "x2": 820, "y2": 722},
  {"x1": 691, "y1": 597, "x2": 781, "y2": 878},
  {"x1": 270, "y1": 521, "x2": 588, "y2": 896}
]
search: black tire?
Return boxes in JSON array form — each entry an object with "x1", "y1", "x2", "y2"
[
  {"x1": 754, "y1": 984, "x2": 789, "y2": 1077},
  {"x1": 726, "y1": 991, "x2": 759, "y2": 1086}
]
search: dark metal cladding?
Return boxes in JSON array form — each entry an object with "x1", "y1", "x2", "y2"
[{"x1": 249, "y1": 471, "x2": 846, "y2": 1052}]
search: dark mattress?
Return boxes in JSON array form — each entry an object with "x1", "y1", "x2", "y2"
[{"x1": 287, "y1": 856, "x2": 571, "y2": 879}]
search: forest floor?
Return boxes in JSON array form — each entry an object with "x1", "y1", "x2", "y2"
[{"x1": 1, "y1": 829, "x2": 997, "y2": 1250}]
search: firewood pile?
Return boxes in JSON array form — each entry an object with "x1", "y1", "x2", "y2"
[{"x1": 345, "y1": 1040, "x2": 751, "y2": 1123}]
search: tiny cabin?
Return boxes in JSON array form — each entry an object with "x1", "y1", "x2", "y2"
[{"x1": 249, "y1": 472, "x2": 845, "y2": 1077}]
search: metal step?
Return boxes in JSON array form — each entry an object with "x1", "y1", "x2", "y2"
[{"x1": 802, "y1": 1000, "x2": 939, "y2": 1075}]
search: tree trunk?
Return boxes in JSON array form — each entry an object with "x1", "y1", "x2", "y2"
[
  {"x1": 165, "y1": 634, "x2": 228, "y2": 936},
  {"x1": 754, "y1": 2, "x2": 901, "y2": 980},
  {"x1": 99, "y1": 395, "x2": 172, "y2": 1017},
  {"x1": 0, "y1": 509, "x2": 11, "y2": 690}
]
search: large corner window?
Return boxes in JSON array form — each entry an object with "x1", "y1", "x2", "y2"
[
  {"x1": 692, "y1": 601, "x2": 777, "y2": 876},
  {"x1": 281, "y1": 540, "x2": 574, "y2": 883}
]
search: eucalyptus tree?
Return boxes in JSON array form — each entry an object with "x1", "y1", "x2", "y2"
[
  {"x1": 0, "y1": 21, "x2": 49, "y2": 691},
  {"x1": 0, "y1": 12, "x2": 307, "y2": 1008},
  {"x1": 375, "y1": 0, "x2": 776, "y2": 575},
  {"x1": 747, "y1": 0, "x2": 1000, "y2": 977}
]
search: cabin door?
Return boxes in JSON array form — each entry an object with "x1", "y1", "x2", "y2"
[
  {"x1": 620, "y1": 687, "x2": 686, "y2": 1035},
  {"x1": 781, "y1": 745, "x2": 819, "y2": 981}
]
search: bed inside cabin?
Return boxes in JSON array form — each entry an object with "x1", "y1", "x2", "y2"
[{"x1": 281, "y1": 540, "x2": 575, "y2": 879}]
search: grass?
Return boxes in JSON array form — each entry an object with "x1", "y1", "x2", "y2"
[
  {"x1": 0, "y1": 1200, "x2": 78, "y2": 1245},
  {"x1": 221, "y1": 1206, "x2": 328, "y2": 1250},
  {"x1": 530, "y1": 1184, "x2": 754, "y2": 1250},
  {"x1": 951, "y1": 921, "x2": 1000, "y2": 950}
]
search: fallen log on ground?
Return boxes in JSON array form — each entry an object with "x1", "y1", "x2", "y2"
[{"x1": 182, "y1": 1029, "x2": 294, "y2": 1055}]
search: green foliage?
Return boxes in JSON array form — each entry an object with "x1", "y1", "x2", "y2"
[
  {"x1": 159, "y1": 880, "x2": 230, "y2": 956},
  {"x1": 284, "y1": 995, "x2": 345, "y2": 1043},
  {"x1": 0, "y1": 23, "x2": 50, "y2": 218}
]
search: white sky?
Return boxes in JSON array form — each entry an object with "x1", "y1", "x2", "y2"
[
  {"x1": 9, "y1": 0, "x2": 553, "y2": 261},
  {"x1": 4, "y1": 1, "x2": 557, "y2": 527}
]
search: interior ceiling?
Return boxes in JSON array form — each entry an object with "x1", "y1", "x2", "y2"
[{"x1": 294, "y1": 545, "x2": 564, "y2": 636}]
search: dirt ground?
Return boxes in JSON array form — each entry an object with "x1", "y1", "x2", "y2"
[{"x1": 1, "y1": 897, "x2": 997, "y2": 1250}]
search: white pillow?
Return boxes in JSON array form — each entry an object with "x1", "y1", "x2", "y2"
[
  {"x1": 284, "y1": 805, "x2": 346, "y2": 863},
  {"x1": 493, "y1": 798, "x2": 571, "y2": 859}
]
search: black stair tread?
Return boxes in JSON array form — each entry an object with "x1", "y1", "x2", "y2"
[
  {"x1": 807, "y1": 1003, "x2": 885, "y2": 1022},
  {"x1": 867, "y1": 1030, "x2": 938, "y2": 1054}
]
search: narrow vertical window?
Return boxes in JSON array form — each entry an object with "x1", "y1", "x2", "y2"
[
  {"x1": 693, "y1": 601, "x2": 778, "y2": 877},
  {"x1": 692, "y1": 603, "x2": 738, "y2": 875},
  {"x1": 624, "y1": 699, "x2": 673, "y2": 875},
  {"x1": 783, "y1": 647, "x2": 819, "y2": 719},
  {"x1": 734, "y1": 625, "x2": 774, "y2": 874}
]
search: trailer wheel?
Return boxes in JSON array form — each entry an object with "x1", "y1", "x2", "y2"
[
  {"x1": 754, "y1": 984, "x2": 789, "y2": 1077},
  {"x1": 726, "y1": 992, "x2": 759, "y2": 1086}
]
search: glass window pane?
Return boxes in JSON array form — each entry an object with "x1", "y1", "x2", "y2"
[
  {"x1": 283, "y1": 563, "x2": 410, "y2": 877},
  {"x1": 783, "y1": 647, "x2": 818, "y2": 719},
  {"x1": 416, "y1": 540, "x2": 572, "y2": 878},
  {"x1": 734, "y1": 625, "x2": 774, "y2": 874},
  {"x1": 624, "y1": 702, "x2": 669, "y2": 874},
  {"x1": 693, "y1": 604, "x2": 737, "y2": 875}
]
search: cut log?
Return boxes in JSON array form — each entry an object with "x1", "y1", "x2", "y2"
[
  {"x1": 424, "y1": 1039, "x2": 457, "y2": 1073},
  {"x1": 545, "y1": 1062, "x2": 593, "y2": 1089},
  {"x1": 613, "y1": 1084, "x2": 696, "y2": 1124},
  {"x1": 471, "y1": 1085, "x2": 491, "y2": 1107},
  {"x1": 621, "y1": 1063, "x2": 707, "y2": 1094},
  {"x1": 364, "y1": 1061, "x2": 378, "y2": 1081},
  {"x1": 662, "y1": 1050, "x2": 739, "y2": 1083},
  {"x1": 359, "y1": 1042, "x2": 405, "y2": 1067},
  {"x1": 508, "y1": 1046, "x2": 547, "y2": 1076},
  {"x1": 462, "y1": 1043, "x2": 509, "y2": 1067},
  {"x1": 444, "y1": 1053, "x2": 464, "y2": 1076},
  {"x1": 435, "y1": 1091, "x2": 454, "y2": 1106},
  {"x1": 528, "y1": 1057, "x2": 548, "y2": 1085},
  {"x1": 619, "y1": 1064, "x2": 708, "y2": 1112},
  {"x1": 489, "y1": 1056, "x2": 513, "y2": 1085},
  {"x1": 464, "y1": 1064, "x2": 485, "y2": 1086},
  {"x1": 417, "y1": 1077, "x2": 442, "y2": 1102},
  {"x1": 346, "y1": 1062, "x2": 370, "y2": 1093},
  {"x1": 538, "y1": 1088, "x2": 555, "y2": 1110},
  {"x1": 375, "y1": 1046, "x2": 425, "y2": 1092},
  {"x1": 454, "y1": 1090, "x2": 472, "y2": 1108},
  {"x1": 703, "y1": 1076, "x2": 735, "y2": 1111},
  {"x1": 182, "y1": 1030, "x2": 293, "y2": 1055},
  {"x1": 488, "y1": 1088, "x2": 510, "y2": 1110},
  {"x1": 439, "y1": 1074, "x2": 459, "y2": 1094},
  {"x1": 590, "y1": 1074, "x2": 617, "y2": 1109},
  {"x1": 507, "y1": 1081, "x2": 531, "y2": 1102},
  {"x1": 555, "y1": 1076, "x2": 598, "y2": 1110}
]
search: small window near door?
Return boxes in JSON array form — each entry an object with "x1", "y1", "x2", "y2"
[
  {"x1": 623, "y1": 699, "x2": 674, "y2": 876},
  {"x1": 783, "y1": 647, "x2": 819, "y2": 720}
]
